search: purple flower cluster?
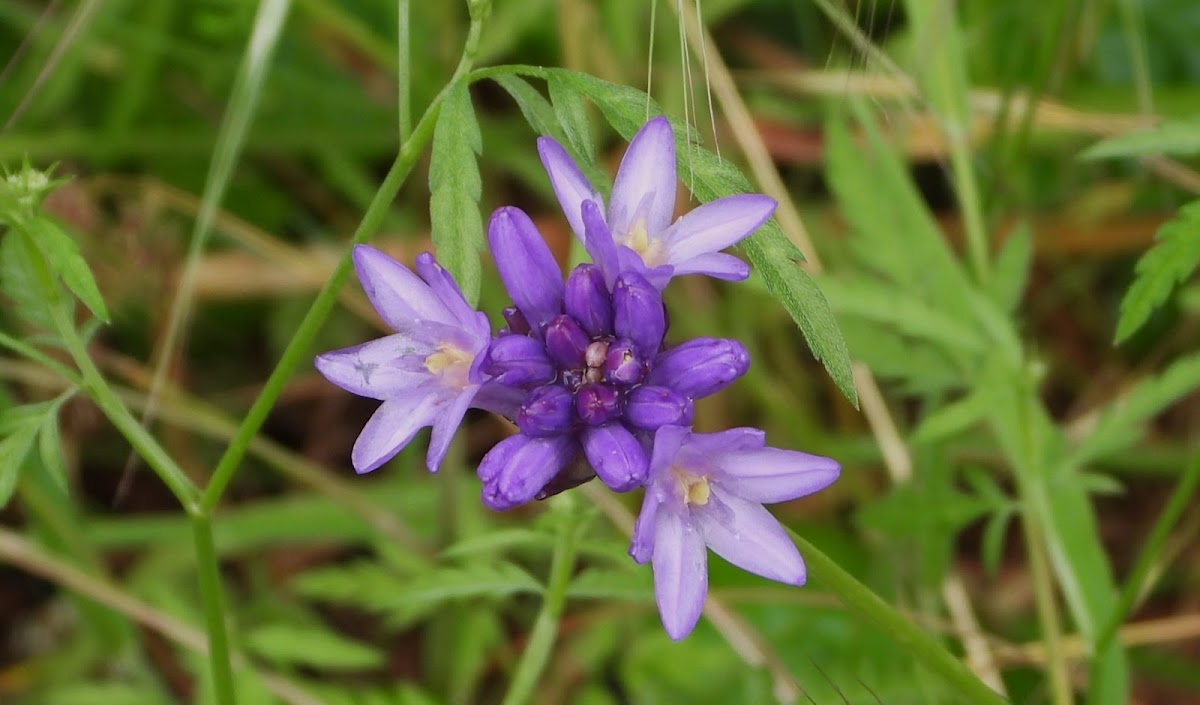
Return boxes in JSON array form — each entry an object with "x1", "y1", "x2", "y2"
[{"x1": 316, "y1": 117, "x2": 840, "y2": 640}]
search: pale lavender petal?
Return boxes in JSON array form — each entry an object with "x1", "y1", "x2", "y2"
[
  {"x1": 711, "y1": 448, "x2": 840, "y2": 504},
  {"x1": 630, "y1": 486, "x2": 663, "y2": 564},
  {"x1": 414, "y1": 252, "x2": 488, "y2": 337},
  {"x1": 651, "y1": 506, "x2": 709, "y2": 641},
  {"x1": 479, "y1": 434, "x2": 577, "y2": 510},
  {"x1": 648, "y1": 424, "x2": 691, "y2": 477},
  {"x1": 352, "y1": 245, "x2": 455, "y2": 331},
  {"x1": 487, "y1": 207, "x2": 564, "y2": 332},
  {"x1": 663, "y1": 194, "x2": 776, "y2": 262},
  {"x1": 669, "y1": 252, "x2": 749, "y2": 281},
  {"x1": 351, "y1": 388, "x2": 445, "y2": 473},
  {"x1": 582, "y1": 200, "x2": 620, "y2": 287},
  {"x1": 684, "y1": 427, "x2": 766, "y2": 455},
  {"x1": 314, "y1": 335, "x2": 434, "y2": 399},
  {"x1": 695, "y1": 491, "x2": 805, "y2": 585},
  {"x1": 581, "y1": 423, "x2": 649, "y2": 492},
  {"x1": 538, "y1": 136, "x2": 602, "y2": 241},
  {"x1": 610, "y1": 116, "x2": 678, "y2": 237},
  {"x1": 425, "y1": 386, "x2": 478, "y2": 472}
]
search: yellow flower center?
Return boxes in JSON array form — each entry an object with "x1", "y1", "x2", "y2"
[
  {"x1": 622, "y1": 219, "x2": 667, "y2": 267},
  {"x1": 424, "y1": 343, "x2": 473, "y2": 389},
  {"x1": 672, "y1": 466, "x2": 711, "y2": 506}
]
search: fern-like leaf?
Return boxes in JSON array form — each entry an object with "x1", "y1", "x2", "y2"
[{"x1": 1115, "y1": 200, "x2": 1200, "y2": 343}]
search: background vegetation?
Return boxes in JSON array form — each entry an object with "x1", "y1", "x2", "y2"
[{"x1": 1, "y1": 0, "x2": 1198, "y2": 703}]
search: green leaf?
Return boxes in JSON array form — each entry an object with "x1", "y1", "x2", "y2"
[
  {"x1": 817, "y1": 276, "x2": 986, "y2": 355},
  {"x1": 980, "y1": 508, "x2": 1012, "y2": 578},
  {"x1": 0, "y1": 228, "x2": 57, "y2": 329},
  {"x1": 293, "y1": 560, "x2": 542, "y2": 627},
  {"x1": 42, "y1": 682, "x2": 170, "y2": 705},
  {"x1": 912, "y1": 390, "x2": 988, "y2": 444},
  {"x1": 37, "y1": 395, "x2": 69, "y2": 492},
  {"x1": 544, "y1": 68, "x2": 857, "y2": 405},
  {"x1": 1114, "y1": 199, "x2": 1200, "y2": 342},
  {"x1": 567, "y1": 567, "x2": 654, "y2": 602},
  {"x1": 429, "y1": 79, "x2": 483, "y2": 306},
  {"x1": 987, "y1": 221, "x2": 1033, "y2": 314},
  {"x1": 0, "y1": 401, "x2": 55, "y2": 506},
  {"x1": 26, "y1": 217, "x2": 110, "y2": 322},
  {"x1": 491, "y1": 74, "x2": 564, "y2": 141},
  {"x1": 244, "y1": 622, "x2": 384, "y2": 671},
  {"x1": 1071, "y1": 349, "x2": 1200, "y2": 466},
  {"x1": 441, "y1": 528, "x2": 551, "y2": 559},
  {"x1": 547, "y1": 72, "x2": 595, "y2": 164},
  {"x1": 1082, "y1": 119, "x2": 1200, "y2": 160}
]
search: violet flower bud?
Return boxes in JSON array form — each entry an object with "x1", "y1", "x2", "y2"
[
  {"x1": 483, "y1": 335, "x2": 556, "y2": 387},
  {"x1": 582, "y1": 423, "x2": 649, "y2": 492},
  {"x1": 575, "y1": 383, "x2": 622, "y2": 426},
  {"x1": 647, "y1": 338, "x2": 750, "y2": 399},
  {"x1": 564, "y1": 264, "x2": 613, "y2": 337},
  {"x1": 478, "y1": 434, "x2": 577, "y2": 511},
  {"x1": 602, "y1": 338, "x2": 645, "y2": 385},
  {"x1": 544, "y1": 314, "x2": 590, "y2": 368},
  {"x1": 613, "y1": 271, "x2": 666, "y2": 356},
  {"x1": 517, "y1": 385, "x2": 576, "y2": 437},
  {"x1": 625, "y1": 385, "x2": 694, "y2": 430}
]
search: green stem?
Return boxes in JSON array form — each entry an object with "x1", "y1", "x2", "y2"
[
  {"x1": 1094, "y1": 455, "x2": 1200, "y2": 653},
  {"x1": 790, "y1": 531, "x2": 1009, "y2": 705},
  {"x1": 397, "y1": 0, "x2": 412, "y2": 142},
  {"x1": 53, "y1": 311, "x2": 199, "y2": 508},
  {"x1": 499, "y1": 515, "x2": 580, "y2": 705},
  {"x1": 192, "y1": 514, "x2": 237, "y2": 704},
  {"x1": 0, "y1": 329, "x2": 81, "y2": 383},
  {"x1": 200, "y1": 0, "x2": 491, "y2": 513},
  {"x1": 1020, "y1": 503, "x2": 1074, "y2": 705}
]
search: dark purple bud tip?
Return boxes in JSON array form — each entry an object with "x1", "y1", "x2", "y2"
[
  {"x1": 483, "y1": 335, "x2": 556, "y2": 387},
  {"x1": 646, "y1": 338, "x2": 750, "y2": 399},
  {"x1": 544, "y1": 314, "x2": 591, "y2": 368},
  {"x1": 517, "y1": 385, "x2": 576, "y2": 437},
  {"x1": 501, "y1": 306, "x2": 531, "y2": 336},
  {"x1": 565, "y1": 264, "x2": 614, "y2": 337},
  {"x1": 575, "y1": 383, "x2": 622, "y2": 426},
  {"x1": 624, "y1": 385, "x2": 694, "y2": 430},
  {"x1": 613, "y1": 271, "x2": 666, "y2": 356},
  {"x1": 602, "y1": 338, "x2": 646, "y2": 386},
  {"x1": 582, "y1": 424, "x2": 648, "y2": 492}
]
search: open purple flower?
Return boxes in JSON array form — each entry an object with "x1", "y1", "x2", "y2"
[
  {"x1": 314, "y1": 245, "x2": 494, "y2": 474},
  {"x1": 537, "y1": 116, "x2": 777, "y2": 288},
  {"x1": 478, "y1": 207, "x2": 750, "y2": 510},
  {"x1": 631, "y1": 425, "x2": 840, "y2": 640}
]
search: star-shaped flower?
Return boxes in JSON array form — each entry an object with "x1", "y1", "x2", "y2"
[
  {"x1": 537, "y1": 116, "x2": 777, "y2": 288},
  {"x1": 631, "y1": 425, "x2": 840, "y2": 640},
  {"x1": 314, "y1": 245, "x2": 497, "y2": 474}
]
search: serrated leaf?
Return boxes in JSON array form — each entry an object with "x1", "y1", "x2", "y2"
[
  {"x1": 1082, "y1": 119, "x2": 1200, "y2": 160},
  {"x1": 26, "y1": 217, "x2": 109, "y2": 322},
  {"x1": 491, "y1": 74, "x2": 563, "y2": 141},
  {"x1": 987, "y1": 221, "x2": 1033, "y2": 314},
  {"x1": 1072, "y1": 349, "x2": 1200, "y2": 465},
  {"x1": 567, "y1": 567, "x2": 654, "y2": 602},
  {"x1": 1114, "y1": 199, "x2": 1200, "y2": 342},
  {"x1": 545, "y1": 68, "x2": 857, "y2": 405},
  {"x1": 429, "y1": 80, "x2": 483, "y2": 306},
  {"x1": 547, "y1": 73, "x2": 595, "y2": 163},
  {"x1": 244, "y1": 622, "x2": 384, "y2": 671}
]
